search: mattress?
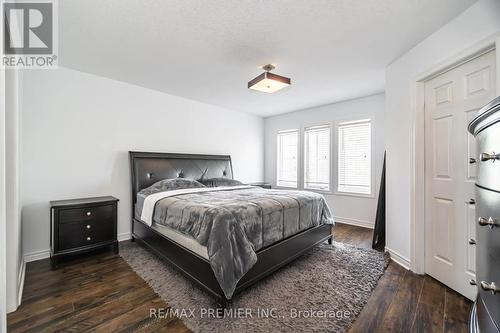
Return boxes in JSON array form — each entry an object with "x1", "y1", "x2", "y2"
[{"x1": 151, "y1": 222, "x2": 209, "y2": 259}]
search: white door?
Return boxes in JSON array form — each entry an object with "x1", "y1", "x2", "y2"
[{"x1": 424, "y1": 50, "x2": 496, "y2": 300}]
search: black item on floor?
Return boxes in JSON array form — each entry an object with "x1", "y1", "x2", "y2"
[{"x1": 372, "y1": 152, "x2": 386, "y2": 251}]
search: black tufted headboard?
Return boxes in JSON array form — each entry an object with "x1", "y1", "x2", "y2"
[{"x1": 129, "y1": 151, "x2": 233, "y2": 207}]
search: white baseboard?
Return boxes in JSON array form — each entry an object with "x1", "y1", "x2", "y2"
[
  {"x1": 24, "y1": 233, "x2": 131, "y2": 263},
  {"x1": 7, "y1": 259, "x2": 26, "y2": 313},
  {"x1": 24, "y1": 249, "x2": 50, "y2": 263},
  {"x1": 385, "y1": 246, "x2": 411, "y2": 270},
  {"x1": 17, "y1": 259, "x2": 25, "y2": 308},
  {"x1": 334, "y1": 216, "x2": 374, "y2": 229},
  {"x1": 6, "y1": 302, "x2": 16, "y2": 314},
  {"x1": 118, "y1": 232, "x2": 131, "y2": 242}
]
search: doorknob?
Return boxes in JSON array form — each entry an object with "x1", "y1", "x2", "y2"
[
  {"x1": 468, "y1": 239, "x2": 476, "y2": 245},
  {"x1": 466, "y1": 198, "x2": 475, "y2": 205},
  {"x1": 470, "y1": 279, "x2": 477, "y2": 286},
  {"x1": 478, "y1": 216, "x2": 497, "y2": 228},
  {"x1": 469, "y1": 157, "x2": 476, "y2": 164},
  {"x1": 480, "y1": 152, "x2": 500, "y2": 162},
  {"x1": 480, "y1": 281, "x2": 500, "y2": 295}
]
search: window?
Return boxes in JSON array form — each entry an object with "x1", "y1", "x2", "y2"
[
  {"x1": 304, "y1": 125, "x2": 330, "y2": 191},
  {"x1": 277, "y1": 130, "x2": 298, "y2": 188},
  {"x1": 337, "y1": 119, "x2": 372, "y2": 195}
]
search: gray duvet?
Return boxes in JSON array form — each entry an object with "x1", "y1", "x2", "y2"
[{"x1": 136, "y1": 186, "x2": 334, "y2": 299}]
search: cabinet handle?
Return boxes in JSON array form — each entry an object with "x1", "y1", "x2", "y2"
[
  {"x1": 86, "y1": 211, "x2": 91, "y2": 216},
  {"x1": 86, "y1": 237, "x2": 91, "y2": 241},
  {"x1": 470, "y1": 279, "x2": 477, "y2": 286},
  {"x1": 468, "y1": 238, "x2": 476, "y2": 245},
  {"x1": 480, "y1": 281, "x2": 500, "y2": 295},
  {"x1": 478, "y1": 216, "x2": 497, "y2": 228},
  {"x1": 466, "y1": 198, "x2": 475, "y2": 205},
  {"x1": 469, "y1": 157, "x2": 476, "y2": 164},
  {"x1": 480, "y1": 152, "x2": 500, "y2": 162},
  {"x1": 86, "y1": 224, "x2": 91, "y2": 229}
]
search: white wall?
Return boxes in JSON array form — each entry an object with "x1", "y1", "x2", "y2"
[
  {"x1": 385, "y1": 0, "x2": 500, "y2": 264},
  {"x1": 21, "y1": 67, "x2": 264, "y2": 257},
  {"x1": 264, "y1": 93, "x2": 385, "y2": 228}
]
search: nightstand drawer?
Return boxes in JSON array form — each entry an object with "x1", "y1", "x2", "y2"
[
  {"x1": 59, "y1": 204, "x2": 114, "y2": 224},
  {"x1": 58, "y1": 219, "x2": 114, "y2": 250}
]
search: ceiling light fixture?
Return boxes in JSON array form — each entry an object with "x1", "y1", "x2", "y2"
[{"x1": 248, "y1": 64, "x2": 291, "y2": 93}]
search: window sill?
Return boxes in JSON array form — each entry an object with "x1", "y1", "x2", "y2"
[
  {"x1": 334, "y1": 191, "x2": 375, "y2": 199},
  {"x1": 274, "y1": 185, "x2": 298, "y2": 190},
  {"x1": 304, "y1": 188, "x2": 333, "y2": 195}
]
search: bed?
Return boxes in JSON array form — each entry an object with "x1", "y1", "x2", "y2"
[{"x1": 129, "y1": 151, "x2": 334, "y2": 307}]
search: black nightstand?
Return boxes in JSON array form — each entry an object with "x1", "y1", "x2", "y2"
[
  {"x1": 247, "y1": 182, "x2": 272, "y2": 189},
  {"x1": 50, "y1": 196, "x2": 119, "y2": 269}
]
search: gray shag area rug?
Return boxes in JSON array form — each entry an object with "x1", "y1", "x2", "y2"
[{"x1": 120, "y1": 241, "x2": 389, "y2": 333}]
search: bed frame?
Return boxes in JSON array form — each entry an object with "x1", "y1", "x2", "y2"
[{"x1": 129, "y1": 151, "x2": 333, "y2": 307}]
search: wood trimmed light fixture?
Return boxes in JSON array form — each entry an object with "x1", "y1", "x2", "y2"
[{"x1": 248, "y1": 64, "x2": 291, "y2": 93}]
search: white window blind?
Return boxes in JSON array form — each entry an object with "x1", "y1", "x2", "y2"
[
  {"x1": 338, "y1": 119, "x2": 372, "y2": 195},
  {"x1": 304, "y1": 125, "x2": 330, "y2": 191},
  {"x1": 277, "y1": 130, "x2": 298, "y2": 188}
]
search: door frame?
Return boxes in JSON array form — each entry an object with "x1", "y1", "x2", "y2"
[
  {"x1": 410, "y1": 33, "x2": 500, "y2": 274},
  {"x1": 0, "y1": 66, "x2": 7, "y2": 332}
]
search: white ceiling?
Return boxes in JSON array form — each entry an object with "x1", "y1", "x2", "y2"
[{"x1": 59, "y1": 0, "x2": 477, "y2": 117}]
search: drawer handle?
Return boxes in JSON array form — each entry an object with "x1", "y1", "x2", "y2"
[
  {"x1": 468, "y1": 238, "x2": 476, "y2": 245},
  {"x1": 86, "y1": 211, "x2": 92, "y2": 216},
  {"x1": 469, "y1": 157, "x2": 476, "y2": 164},
  {"x1": 466, "y1": 198, "x2": 475, "y2": 205},
  {"x1": 480, "y1": 152, "x2": 500, "y2": 162},
  {"x1": 480, "y1": 281, "x2": 500, "y2": 295},
  {"x1": 478, "y1": 216, "x2": 497, "y2": 228},
  {"x1": 469, "y1": 279, "x2": 477, "y2": 286},
  {"x1": 86, "y1": 224, "x2": 91, "y2": 229},
  {"x1": 86, "y1": 237, "x2": 91, "y2": 241}
]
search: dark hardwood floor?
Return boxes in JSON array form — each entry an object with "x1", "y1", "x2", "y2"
[
  {"x1": 338, "y1": 223, "x2": 472, "y2": 333},
  {"x1": 8, "y1": 223, "x2": 472, "y2": 333},
  {"x1": 7, "y1": 249, "x2": 188, "y2": 333}
]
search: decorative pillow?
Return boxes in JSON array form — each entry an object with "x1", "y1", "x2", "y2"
[
  {"x1": 200, "y1": 177, "x2": 243, "y2": 187},
  {"x1": 139, "y1": 178, "x2": 206, "y2": 196}
]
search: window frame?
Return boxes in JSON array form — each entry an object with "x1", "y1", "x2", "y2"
[
  {"x1": 333, "y1": 117, "x2": 375, "y2": 198},
  {"x1": 276, "y1": 129, "x2": 299, "y2": 189},
  {"x1": 302, "y1": 123, "x2": 332, "y2": 193}
]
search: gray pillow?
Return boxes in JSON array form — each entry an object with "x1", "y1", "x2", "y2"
[
  {"x1": 139, "y1": 178, "x2": 206, "y2": 196},
  {"x1": 200, "y1": 177, "x2": 243, "y2": 187}
]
